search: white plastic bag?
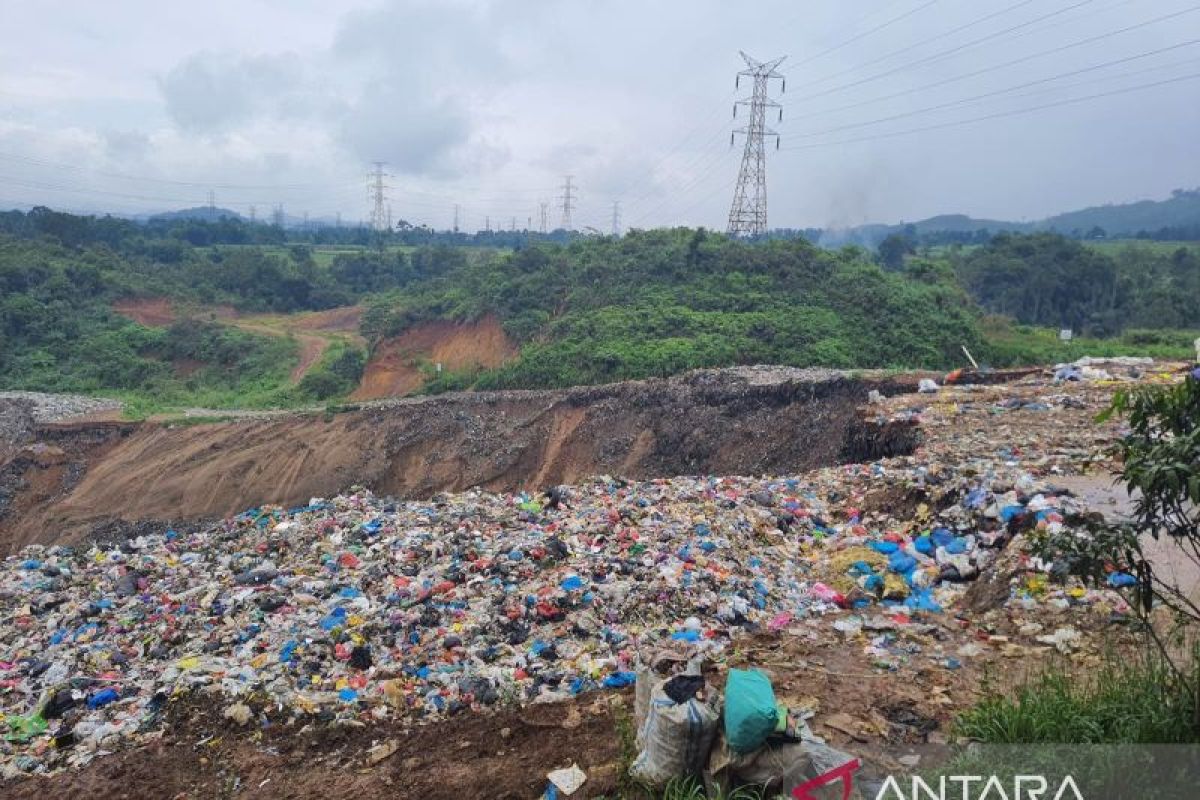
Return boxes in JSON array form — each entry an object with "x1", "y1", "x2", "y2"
[{"x1": 629, "y1": 677, "x2": 720, "y2": 786}]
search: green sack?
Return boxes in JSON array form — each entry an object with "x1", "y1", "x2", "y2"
[{"x1": 724, "y1": 668, "x2": 778, "y2": 753}]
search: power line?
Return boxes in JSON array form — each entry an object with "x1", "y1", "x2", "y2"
[
  {"x1": 791, "y1": 0, "x2": 1102, "y2": 102},
  {"x1": 789, "y1": 0, "x2": 940, "y2": 69},
  {"x1": 785, "y1": 39, "x2": 1200, "y2": 140},
  {"x1": 800, "y1": 0, "x2": 1039, "y2": 89},
  {"x1": 800, "y1": 3, "x2": 1200, "y2": 119},
  {"x1": 780, "y1": 69, "x2": 1200, "y2": 151},
  {"x1": 0, "y1": 151, "x2": 351, "y2": 190},
  {"x1": 627, "y1": 137, "x2": 740, "y2": 228}
]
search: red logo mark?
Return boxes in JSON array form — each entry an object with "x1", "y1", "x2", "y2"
[{"x1": 792, "y1": 758, "x2": 862, "y2": 800}]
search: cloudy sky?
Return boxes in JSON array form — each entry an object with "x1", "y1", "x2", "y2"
[{"x1": 1, "y1": 0, "x2": 1198, "y2": 231}]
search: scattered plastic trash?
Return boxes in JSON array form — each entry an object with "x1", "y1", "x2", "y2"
[
  {"x1": 546, "y1": 763, "x2": 588, "y2": 796},
  {"x1": 0, "y1": 362, "x2": 1168, "y2": 775}
]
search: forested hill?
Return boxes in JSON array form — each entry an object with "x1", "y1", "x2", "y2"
[
  {"x1": 0, "y1": 206, "x2": 1196, "y2": 413},
  {"x1": 361, "y1": 229, "x2": 986, "y2": 389},
  {"x1": 1038, "y1": 189, "x2": 1200, "y2": 237}
]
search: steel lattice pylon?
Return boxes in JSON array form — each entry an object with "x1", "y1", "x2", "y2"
[{"x1": 727, "y1": 51, "x2": 785, "y2": 238}]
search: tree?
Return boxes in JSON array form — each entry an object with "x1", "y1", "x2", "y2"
[
  {"x1": 1034, "y1": 372, "x2": 1200, "y2": 699},
  {"x1": 877, "y1": 233, "x2": 915, "y2": 271}
]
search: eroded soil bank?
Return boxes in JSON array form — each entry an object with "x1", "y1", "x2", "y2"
[{"x1": 0, "y1": 367, "x2": 917, "y2": 552}]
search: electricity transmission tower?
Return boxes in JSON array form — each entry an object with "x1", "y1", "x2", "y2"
[
  {"x1": 367, "y1": 161, "x2": 391, "y2": 231},
  {"x1": 559, "y1": 175, "x2": 576, "y2": 230},
  {"x1": 611, "y1": 200, "x2": 621, "y2": 236},
  {"x1": 453, "y1": 204, "x2": 460, "y2": 234},
  {"x1": 727, "y1": 52, "x2": 785, "y2": 238}
]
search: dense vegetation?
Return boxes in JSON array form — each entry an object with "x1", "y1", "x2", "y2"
[
  {"x1": 362, "y1": 229, "x2": 986, "y2": 388},
  {"x1": 955, "y1": 233, "x2": 1200, "y2": 335},
  {"x1": 0, "y1": 235, "x2": 301, "y2": 411},
  {"x1": 0, "y1": 205, "x2": 1197, "y2": 413}
]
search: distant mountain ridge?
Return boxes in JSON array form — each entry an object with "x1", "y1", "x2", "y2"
[
  {"x1": 813, "y1": 188, "x2": 1200, "y2": 246},
  {"x1": 1037, "y1": 189, "x2": 1200, "y2": 234},
  {"x1": 130, "y1": 188, "x2": 1200, "y2": 240},
  {"x1": 146, "y1": 206, "x2": 244, "y2": 223}
]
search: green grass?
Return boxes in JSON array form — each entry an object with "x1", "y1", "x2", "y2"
[
  {"x1": 955, "y1": 650, "x2": 1200, "y2": 744},
  {"x1": 979, "y1": 318, "x2": 1199, "y2": 368}
]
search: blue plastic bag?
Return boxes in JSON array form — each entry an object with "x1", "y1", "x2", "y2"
[
  {"x1": 724, "y1": 669, "x2": 778, "y2": 753},
  {"x1": 888, "y1": 551, "x2": 917, "y2": 574}
]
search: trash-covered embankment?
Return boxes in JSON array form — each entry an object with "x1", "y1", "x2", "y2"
[{"x1": 0, "y1": 367, "x2": 917, "y2": 553}]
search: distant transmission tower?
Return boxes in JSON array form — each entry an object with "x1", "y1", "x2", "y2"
[
  {"x1": 611, "y1": 200, "x2": 621, "y2": 236},
  {"x1": 207, "y1": 189, "x2": 216, "y2": 211},
  {"x1": 539, "y1": 202, "x2": 549, "y2": 234},
  {"x1": 727, "y1": 51, "x2": 785, "y2": 238},
  {"x1": 367, "y1": 161, "x2": 391, "y2": 231},
  {"x1": 272, "y1": 204, "x2": 285, "y2": 228},
  {"x1": 559, "y1": 175, "x2": 576, "y2": 230},
  {"x1": 453, "y1": 204, "x2": 460, "y2": 233},
  {"x1": 248, "y1": 205, "x2": 256, "y2": 223}
]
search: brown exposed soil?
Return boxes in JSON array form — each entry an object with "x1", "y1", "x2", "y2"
[
  {"x1": 352, "y1": 316, "x2": 518, "y2": 400},
  {"x1": 291, "y1": 305, "x2": 365, "y2": 337},
  {"x1": 0, "y1": 368, "x2": 915, "y2": 553},
  {"x1": 4, "y1": 692, "x2": 627, "y2": 800},
  {"x1": 113, "y1": 296, "x2": 175, "y2": 326}
]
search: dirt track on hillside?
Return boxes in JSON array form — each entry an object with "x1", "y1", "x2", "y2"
[
  {"x1": 0, "y1": 367, "x2": 916, "y2": 552},
  {"x1": 352, "y1": 315, "x2": 517, "y2": 400},
  {"x1": 112, "y1": 299, "x2": 366, "y2": 384}
]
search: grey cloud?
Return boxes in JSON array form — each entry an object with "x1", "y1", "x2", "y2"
[
  {"x1": 160, "y1": 51, "x2": 308, "y2": 132},
  {"x1": 102, "y1": 129, "x2": 151, "y2": 161},
  {"x1": 337, "y1": 80, "x2": 473, "y2": 175}
]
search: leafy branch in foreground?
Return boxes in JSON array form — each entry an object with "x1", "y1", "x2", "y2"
[{"x1": 1033, "y1": 369, "x2": 1200, "y2": 708}]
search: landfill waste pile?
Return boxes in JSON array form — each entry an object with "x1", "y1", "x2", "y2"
[
  {"x1": 0, "y1": 393, "x2": 122, "y2": 424},
  {"x1": 0, "y1": 359, "x2": 1185, "y2": 782}
]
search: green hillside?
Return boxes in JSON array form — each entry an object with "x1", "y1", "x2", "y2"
[{"x1": 1, "y1": 207, "x2": 1196, "y2": 414}]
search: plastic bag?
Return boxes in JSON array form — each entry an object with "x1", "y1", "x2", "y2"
[
  {"x1": 723, "y1": 668, "x2": 777, "y2": 754},
  {"x1": 629, "y1": 676, "x2": 720, "y2": 786}
]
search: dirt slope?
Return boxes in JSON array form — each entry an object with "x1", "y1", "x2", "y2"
[
  {"x1": 0, "y1": 367, "x2": 915, "y2": 552},
  {"x1": 352, "y1": 315, "x2": 518, "y2": 400},
  {"x1": 112, "y1": 297, "x2": 175, "y2": 326}
]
